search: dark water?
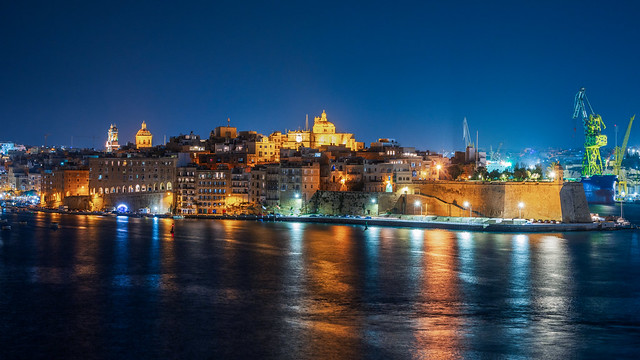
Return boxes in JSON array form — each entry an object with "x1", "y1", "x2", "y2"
[{"x1": 1, "y1": 209, "x2": 640, "y2": 359}]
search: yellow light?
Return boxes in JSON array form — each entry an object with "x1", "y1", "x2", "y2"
[{"x1": 436, "y1": 164, "x2": 442, "y2": 170}]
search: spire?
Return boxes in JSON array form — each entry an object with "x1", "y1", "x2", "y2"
[{"x1": 141, "y1": 121, "x2": 147, "y2": 130}]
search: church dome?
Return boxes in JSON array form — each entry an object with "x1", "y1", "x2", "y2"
[{"x1": 136, "y1": 121, "x2": 152, "y2": 137}]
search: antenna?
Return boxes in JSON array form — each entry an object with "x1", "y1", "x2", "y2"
[{"x1": 228, "y1": 117, "x2": 230, "y2": 127}]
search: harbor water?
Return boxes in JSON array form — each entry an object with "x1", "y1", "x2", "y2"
[{"x1": 1, "y1": 207, "x2": 639, "y2": 359}]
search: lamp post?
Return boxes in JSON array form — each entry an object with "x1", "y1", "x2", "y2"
[
  {"x1": 518, "y1": 202, "x2": 524, "y2": 219},
  {"x1": 415, "y1": 200, "x2": 421, "y2": 216},
  {"x1": 463, "y1": 201, "x2": 472, "y2": 217},
  {"x1": 371, "y1": 198, "x2": 378, "y2": 216}
]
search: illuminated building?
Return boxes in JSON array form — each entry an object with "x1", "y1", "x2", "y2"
[
  {"x1": 105, "y1": 124, "x2": 120, "y2": 152},
  {"x1": 135, "y1": 121, "x2": 153, "y2": 149},
  {"x1": 277, "y1": 162, "x2": 320, "y2": 214},
  {"x1": 363, "y1": 160, "x2": 412, "y2": 193},
  {"x1": 325, "y1": 158, "x2": 364, "y2": 191},
  {"x1": 176, "y1": 165, "x2": 230, "y2": 215},
  {"x1": 228, "y1": 167, "x2": 250, "y2": 207},
  {"x1": 274, "y1": 110, "x2": 364, "y2": 152},
  {"x1": 249, "y1": 166, "x2": 267, "y2": 204},
  {"x1": 88, "y1": 156, "x2": 176, "y2": 212},
  {"x1": 42, "y1": 169, "x2": 90, "y2": 208}
]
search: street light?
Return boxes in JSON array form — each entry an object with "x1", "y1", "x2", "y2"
[
  {"x1": 414, "y1": 200, "x2": 421, "y2": 216},
  {"x1": 518, "y1": 202, "x2": 524, "y2": 219},
  {"x1": 463, "y1": 201, "x2": 472, "y2": 217}
]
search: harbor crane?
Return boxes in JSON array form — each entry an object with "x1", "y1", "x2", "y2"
[
  {"x1": 613, "y1": 115, "x2": 635, "y2": 197},
  {"x1": 463, "y1": 117, "x2": 473, "y2": 148},
  {"x1": 573, "y1": 88, "x2": 607, "y2": 177}
]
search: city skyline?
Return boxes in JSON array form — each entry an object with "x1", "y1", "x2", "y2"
[{"x1": 2, "y1": 1, "x2": 640, "y2": 150}]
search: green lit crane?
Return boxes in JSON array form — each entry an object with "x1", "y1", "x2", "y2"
[
  {"x1": 573, "y1": 88, "x2": 607, "y2": 176},
  {"x1": 613, "y1": 115, "x2": 635, "y2": 197}
]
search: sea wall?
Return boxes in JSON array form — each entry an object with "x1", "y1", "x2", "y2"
[
  {"x1": 308, "y1": 191, "x2": 399, "y2": 216},
  {"x1": 410, "y1": 181, "x2": 590, "y2": 223},
  {"x1": 309, "y1": 181, "x2": 591, "y2": 223}
]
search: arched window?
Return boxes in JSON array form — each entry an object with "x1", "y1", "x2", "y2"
[
  {"x1": 141, "y1": 185, "x2": 147, "y2": 192},
  {"x1": 122, "y1": 186, "x2": 126, "y2": 193},
  {"x1": 111, "y1": 187, "x2": 115, "y2": 194},
  {"x1": 104, "y1": 188, "x2": 109, "y2": 194},
  {"x1": 129, "y1": 185, "x2": 134, "y2": 193},
  {"x1": 99, "y1": 187, "x2": 103, "y2": 194},
  {"x1": 135, "y1": 184, "x2": 140, "y2": 192},
  {"x1": 166, "y1": 182, "x2": 172, "y2": 190},
  {"x1": 160, "y1": 183, "x2": 165, "y2": 191}
]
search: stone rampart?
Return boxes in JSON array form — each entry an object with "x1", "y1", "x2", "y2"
[
  {"x1": 308, "y1": 181, "x2": 591, "y2": 223},
  {"x1": 410, "y1": 181, "x2": 590, "y2": 223}
]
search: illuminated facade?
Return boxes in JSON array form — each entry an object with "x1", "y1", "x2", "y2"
[
  {"x1": 276, "y1": 110, "x2": 363, "y2": 152},
  {"x1": 88, "y1": 156, "x2": 176, "y2": 212},
  {"x1": 42, "y1": 169, "x2": 90, "y2": 207},
  {"x1": 176, "y1": 166, "x2": 230, "y2": 215},
  {"x1": 135, "y1": 121, "x2": 153, "y2": 149},
  {"x1": 105, "y1": 124, "x2": 120, "y2": 152}
]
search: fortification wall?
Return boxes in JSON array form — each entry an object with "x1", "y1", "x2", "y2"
[
  {"x1": 309, "y1": 181, "x2": 591, "y2": 223},
  {"x1": 411, "y1": 181, "x2": 590, "y2": 223}
]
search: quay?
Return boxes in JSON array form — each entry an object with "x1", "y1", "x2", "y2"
[{"x1": 7, "y1": 207, "x2": 630, "y2": 233}]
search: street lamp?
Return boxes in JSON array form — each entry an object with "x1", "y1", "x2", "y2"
[
  {"x1": 414, "y1": 200, "x2": 421, "y2": 216},
  {"x1": 518, "y1": 202, "x2": 524, "y2": 219},
  {"x1": 463, "y1": 201, "x2": 472, "y2": 217}
]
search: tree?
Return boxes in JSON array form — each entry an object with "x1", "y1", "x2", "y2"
[
  {"x1": 488, "y1": 170, "x2": 501, "y2": 180},
  {"x1": 513, "y1": 167, "x2": 528, "y2": 181}
]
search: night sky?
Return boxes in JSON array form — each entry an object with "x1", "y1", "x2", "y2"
[{"x1": 2, "y1": 1, "x2": 639, "y2": 151}]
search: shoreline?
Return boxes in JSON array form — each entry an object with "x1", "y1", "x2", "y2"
[{"x1": 3, "y1": 206, "x2": 633, "y2": 233}]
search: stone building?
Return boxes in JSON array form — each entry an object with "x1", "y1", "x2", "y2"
[
  {"x1": 88, "y1": 156, "x2": 176, "y2": 213},
  {"x1": 176, "y1": 165, "x2": 230, "y2": 215},
  {"x1": 277, "y1": 162, "x2": 320, "y2": 214},
  {"x1": 135, "y1": 121, "x2": 153, "y2": 149},
  {"x1": 42, "y1": 168, "x2": 90, "y2": 208},
  {"x1": 272, "y1": 110, "x2": 364, "y2": 152},
  {"x1": 249, "y1": 166, "x2": 267, "y2": 205}
]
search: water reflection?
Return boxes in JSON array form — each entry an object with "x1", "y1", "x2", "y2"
[
  {"x1": 413, "y1": 230, "x2": 463, "y2": 358},
  {"x1": 2, "y1": 214, "x2": 640, "y2": 359}
]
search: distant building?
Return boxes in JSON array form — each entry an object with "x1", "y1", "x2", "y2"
[
  {"x1": 88, "y1": 156, "x2": 176, "y2": 213},
  {"x1": 135, "y1": 121, "x2": 153, "y2": 149},
  {"x1": 105, "y1": 124, "x2": 120, "y2": 152},
  {"x1": 272, "y1": 110, "x2": 364, "y2": 152},
  {"x1": 42, "y1": 169, "x2": 90, "y2": 208}
]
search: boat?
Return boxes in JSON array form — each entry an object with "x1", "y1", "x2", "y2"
[
  {"x1": 1, "y1": 225, "x2": 11, "y2": 230},
  {"x1": 50, "y1": 222, "x2": 59, "y2": 229},
  {"x1": 172, "y1": 215, "x2": 185, "y2": 220},
  {"x1": 580, "y1": 175, "x2": 616, "y2": 204}
]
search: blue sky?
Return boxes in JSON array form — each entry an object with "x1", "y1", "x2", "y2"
[{"x1": 1, "y1": 1, "x2": 639, "y2": 151}]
